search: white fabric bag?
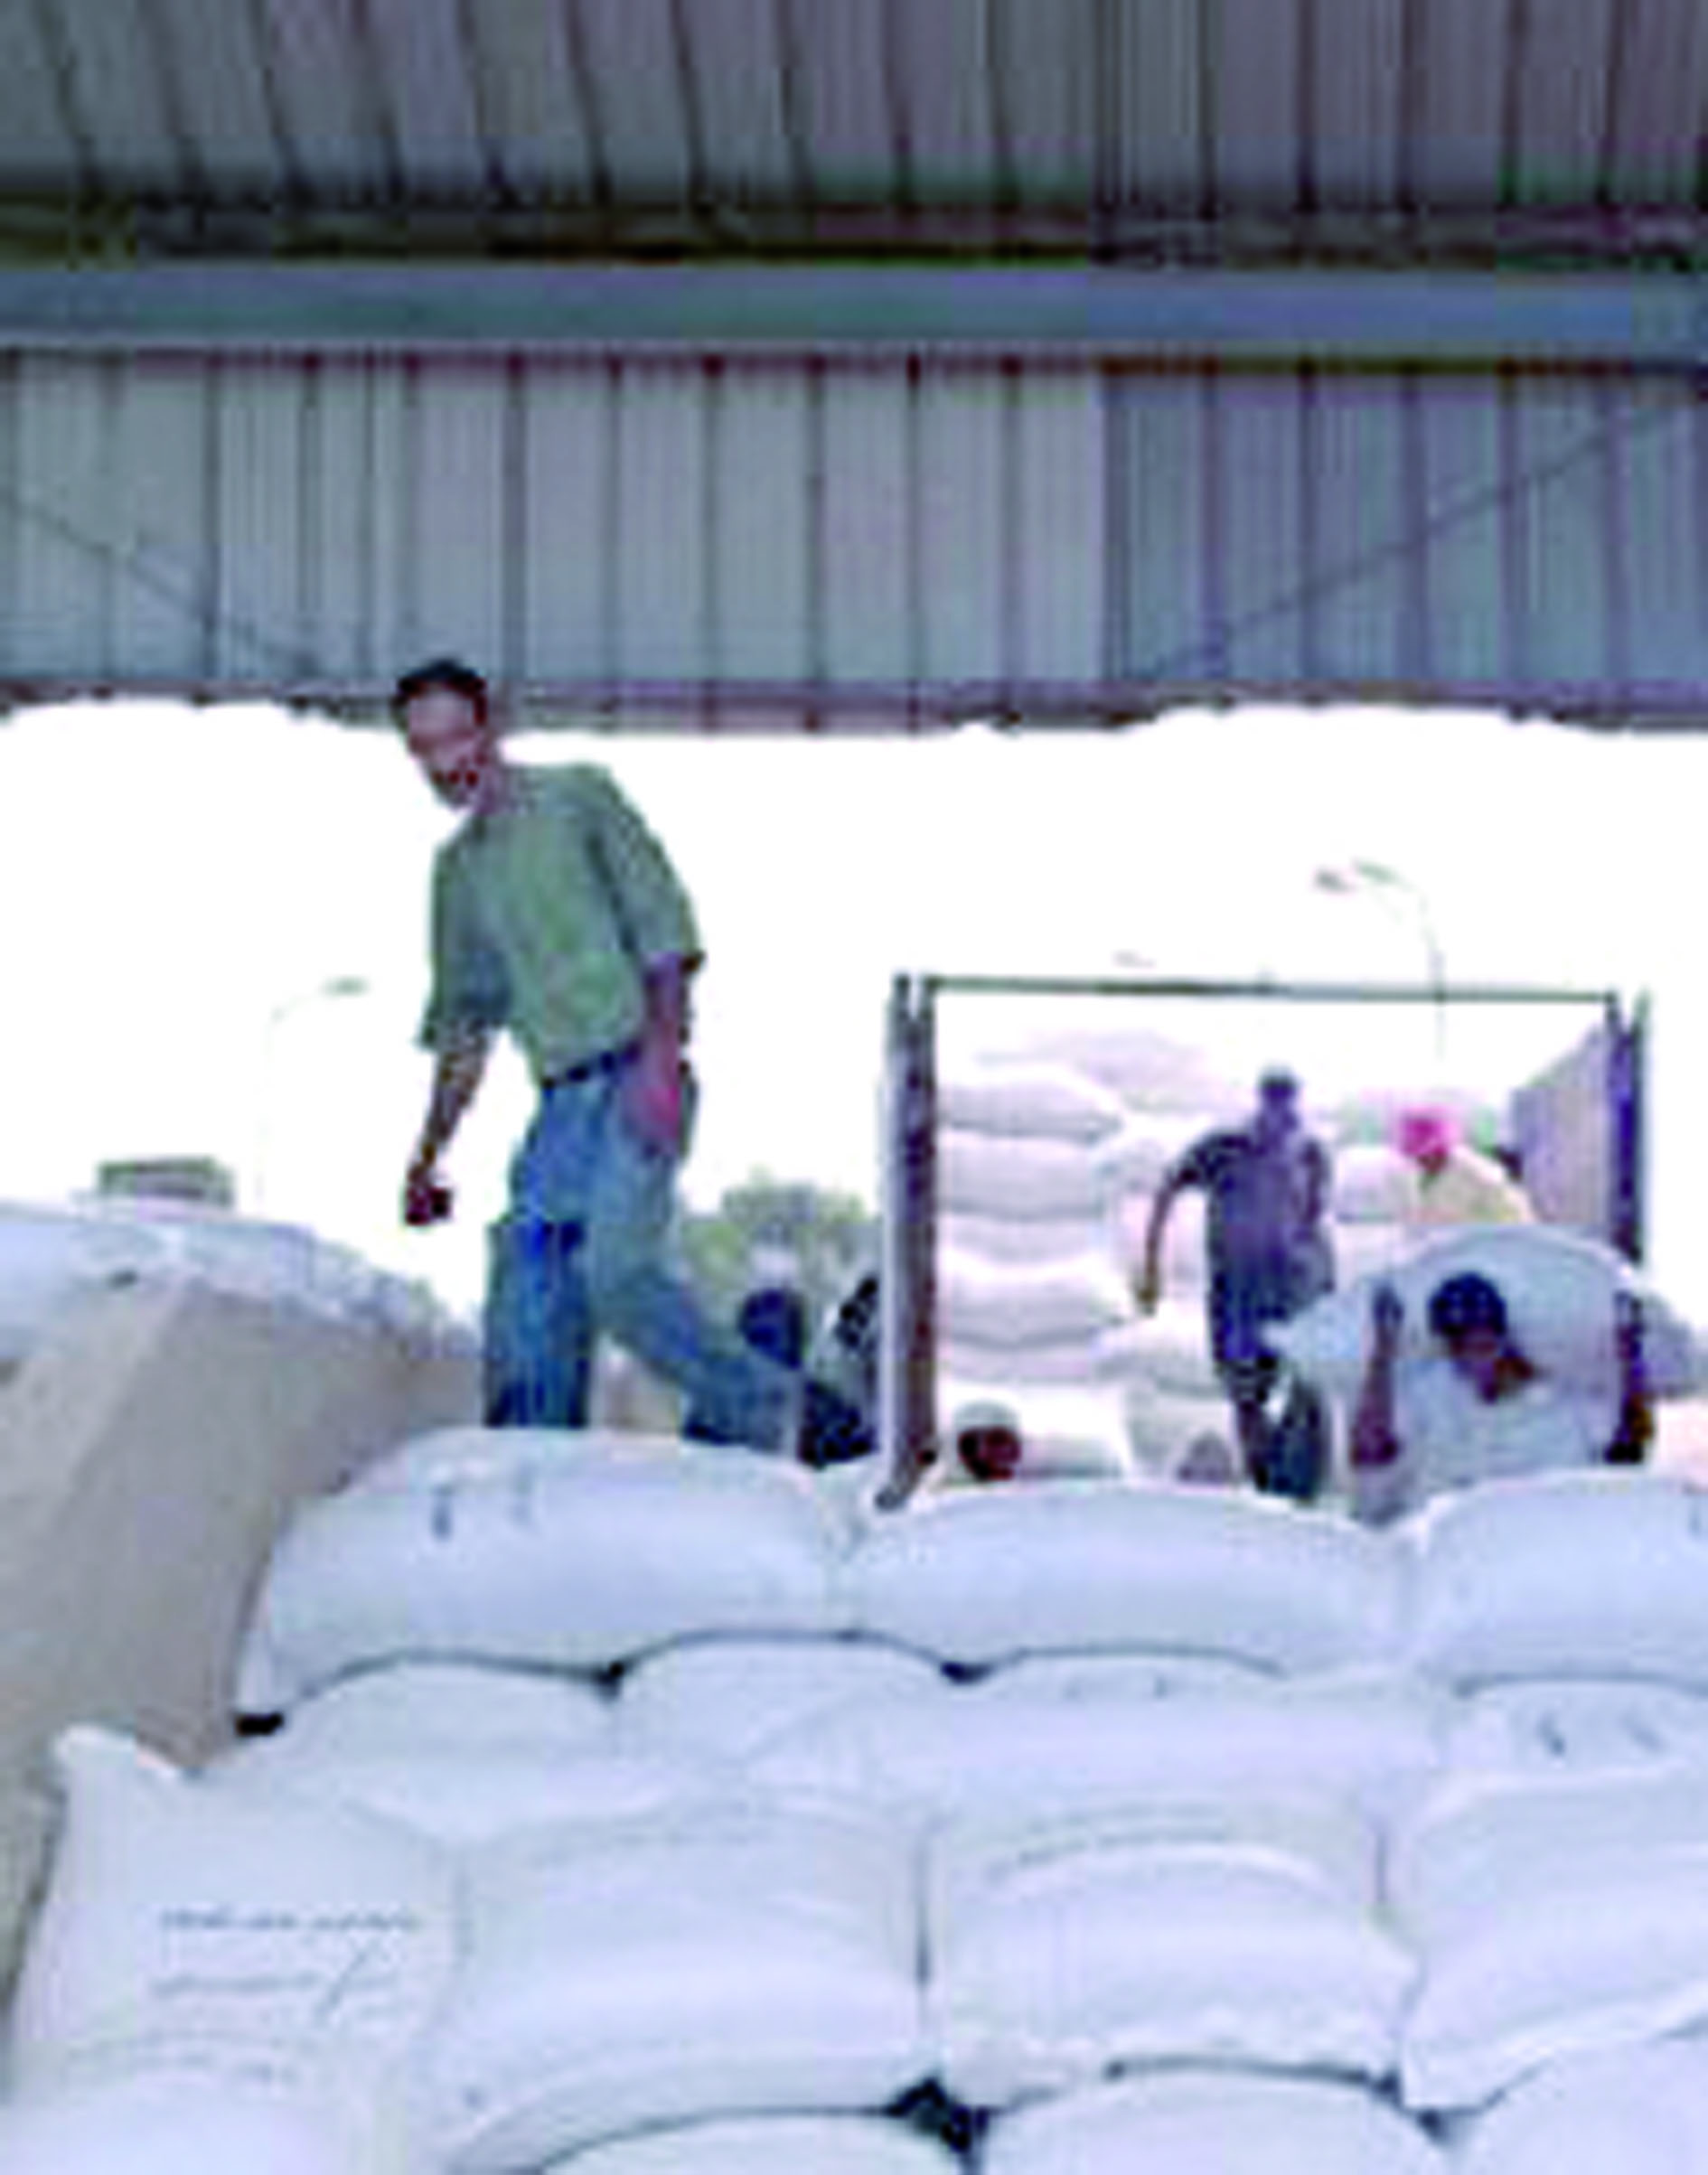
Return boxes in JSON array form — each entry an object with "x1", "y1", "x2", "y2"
[
  {"x1": 1444, "y1": 1677, "x2": 1708, "y2": 1779},
  {"x1": 615, "y1": 1636, "x2": 950, "y2": 1762},
  {"x1": 1391, "y1": 1766, "x2": 1708, "y2": 2109},
  {"x1": 1269, "y1": 1224, "x2": 1697, "y2": 1402},
  {"x1": 424, "y1": 1795, "x2": 931, "y2": 2173},
  {"x1": 844, "y1": 1484, "x2": 1405, "y2": 1671},
  {"x1": 7, "y1": 1727, "x2": 455, "y2": 2102},
  {"x1": 753, "y1": 1668, "x2": 1447, "y2": 1831},
  {"x1": 936, "y1": 1061, "x2": 1126, "y2": 1145},
  {"x1": 235, "y1": 1658, "x2": 615, "y2": 1749},
  {"x1": 238, "y1": 1430, "x2": 850, "y2": 1708},
  {"x1": 928, "y1": 1796, "x2": 1415, "y2": 2104},
  {"x1": 979, "y1": 2068, "x2": 1447, "y2": 2175},
  {"x1": 1403, "y1": 1471, "x2": 1708, "y2": 1688}
]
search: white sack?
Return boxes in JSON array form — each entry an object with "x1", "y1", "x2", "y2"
[
  {"x1": 1403, "y1": 1471, "x2": 1708, "y2": 1688},
  {"x1": 207, "y1": 1736, "x2": 720, "y2": 1848},
  {"x1": 940, "y1": 1321, "x2": 1149, "y2": 1388},
  {"x1": 1125, "y1": 1297, "x2": 1223, "y2": 1397},
  {"x1": 615, "y1": 1636, "x2": 949, "y2": 1763},
  {"x1": 1390, "y1": 1767, "x2": 1708, "y2": 2109},
  {"x1": 1089, "y1": 1110, "x2": 1205, "y2": 1196},
  {"x1": 1269, "y1": 1224, "x2": 1697, "y2": 1402},
  {"x1": 971, "y1": 1650, "x2": 1271, "y2": 1701},
  {"x1": 929, "y1": 1797, "x2": 1414, "y2": 2104},
  {"x1": 1453, "y1": 2039, "x2": 1708, "y2": 2175},
  {"x1": 542, "y1": 2114, "x2": 961, "y2": 2174},
  {"x1": 752, "y1": 1669, "x2": 1448, "y2": 1831},
  {"x1": 1331, "y1": 1144, "x2": 1418, "y2": 1225},
  {"x1": 235, "y1": 1658, "x2": 615, "y2": 1748},
  {"x1": 1388, "y1": 1763, "x2": 1708, "y2": 1954},
  {"x1": 936, "y1": 1130, "x2": 1123, "y2": 1223},
  {"x1": 937, "y1": 1249, "x2": 1133, "y2": 1350},
  {"x1": 424, "y1": 1796, "x2": 931, "y2": 2173},
  {"x1": 6, "y1": 1727, "x2": 455, "y2": 2099},
  {"x1": 936, "y1": 1062, "x2": 1125, "y2": 1145},
  {"x1": 1445, "y1": 1678, "x2": 1708, "y2": 1780},
  {"x1": 237, "y1": 1430, "x2": 850, "y2": 1709},
  {"x1": 1333, "y1": 1219, "x2": 1415, "y2": 1285},
  {"x1": 980, "y1": 2068, "x2": 1447, "y2": 2175},
  {"x1": 845, "y1": 1485, "x2": 1404, "y2": 1671},
  {"x1": 940, "y1": 1208, "x2": 1114, "y2": 1267}
]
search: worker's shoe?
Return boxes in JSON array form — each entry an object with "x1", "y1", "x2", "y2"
[{"x1": 796, "y1": 1378, "x2": 876, "y2": 1468}]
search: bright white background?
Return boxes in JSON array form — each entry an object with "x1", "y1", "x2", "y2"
[{"x1": 0, "y1": 697, "x2": 1700, "y2": 1325}]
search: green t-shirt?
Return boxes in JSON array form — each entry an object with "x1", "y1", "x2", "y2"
[{"x1": 419, "y1": 764, "x2": 700, "y2": 1083}]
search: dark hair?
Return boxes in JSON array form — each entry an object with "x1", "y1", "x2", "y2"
[
  {"x1": 737, "y1": 1285, "x2": 809, "y2": 1371},
  {"x1": 1427, "y1": 1271, "x2": 1509, "y2": 1345},
  {"x1": 1258, "y1": 1066, "x2": 1300, "y2": 1101},
  {"x1": 392, "y1": 656, "x2": 490, "y2": 727}
]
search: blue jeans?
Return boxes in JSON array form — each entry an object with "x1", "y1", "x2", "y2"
[{"x1": 483, "y1": 1063, "x2": 794, "y2": 1449}]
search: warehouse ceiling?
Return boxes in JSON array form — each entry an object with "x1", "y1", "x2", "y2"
[
  {"x1": 0, "y1": 0, "x2": 1703, "y2": 270},
  {"x1": 0, "y1": 1, "x2": 1704, "y2": 731}
]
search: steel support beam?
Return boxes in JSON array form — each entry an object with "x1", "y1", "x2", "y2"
[{"x1": 0, "y1": 262, "x2": 1700, "y2": 370}]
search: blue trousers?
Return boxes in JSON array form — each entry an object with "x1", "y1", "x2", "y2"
[{"x1": 483, "y1": 1064, "x2": 793, "y2": 1448}]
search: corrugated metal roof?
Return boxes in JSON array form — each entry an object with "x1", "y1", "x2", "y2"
[
  {"x1": 0, "y1": 348, "x2": 1703, "y2": 731},
  {"x1": 0, "y1": 0, "x2": 1703, "y2": 262}
]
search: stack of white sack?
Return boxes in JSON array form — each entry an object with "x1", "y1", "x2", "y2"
[
  {"x1": 935, "y1": 1061, "x2": 1153, "y2": 1478},
  {"x1": 421, "y1": 1795, "x2": 933, "y2": 2171},
  {"x1": 978, "y1": 2069, "x2": 1446, "y2": 2174},
  {"x1": 208, "y1": 1657, "x2": 727, "y2": 1846},
  {"x1": 0, "y1": 1724, "x2": 455, "y2": 2174},
  {"x1": 927, "y1": 1795, "x2": 1416, "y2": 2105},
  {"x1": 234, "y1": 1429, "x2": 853, "y2": 1714},
  {"x1": 1268, "y1": 1223, "x2": 1699, "y2": 1411}
]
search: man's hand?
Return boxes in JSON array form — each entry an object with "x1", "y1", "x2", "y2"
[
  {"x1": 620, "y1": 1044, "x2": 692, "y2": 1156},
  {"x1": 1133, "y1": 1265, "x2": 1162, "y2": 1316},
  {"x1": 403, "y1": 1157, "x2": 454, "y2": 1227}
]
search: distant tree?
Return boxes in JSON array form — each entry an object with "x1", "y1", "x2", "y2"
[{"x1": 680, "y1": 1171, "x2": 877, "y2": 1334}]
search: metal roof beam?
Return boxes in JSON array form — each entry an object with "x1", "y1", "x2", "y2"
[{"x1": 0, "y1": 260, "x2": 1700, "y2": 368}]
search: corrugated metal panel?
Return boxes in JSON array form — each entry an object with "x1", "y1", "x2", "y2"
[
  {"x1": 0, "y1": 347, "x2": 1703, "y2": 729},
  {"x1": 0, "y1": 2, "x2": 1703, "y2": 253},
  {"x1": 0, "y1": 352, "x2": 1107, "y2": 722},
  {"x1": 1111, "y1": 363, "x2": 1708, "y2": 723}
]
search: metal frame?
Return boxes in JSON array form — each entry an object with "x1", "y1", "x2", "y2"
[{"x1": 878, "y1": 968, "x2": 1641, "y2": 1497}]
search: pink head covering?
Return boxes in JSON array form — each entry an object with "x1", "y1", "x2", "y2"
[{"x1": 1395, "y1": 1104, "x2": 1459, "y2": 1165}]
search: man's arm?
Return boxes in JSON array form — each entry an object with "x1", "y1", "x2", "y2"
[
  {"x1": 1350, "y1": 1282, "x2": 1405, "y2": 1470},
  {"x1": 403, "y1": 1027, "x2": 493, "y2": 1224},
  {"x1": 619, "y1": 954, "x2": 696, "y2": 1156}
]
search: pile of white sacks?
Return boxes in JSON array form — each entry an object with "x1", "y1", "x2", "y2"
[{"x1": 14, "y1": 1434, "x2": 1708, "y2": 2170}]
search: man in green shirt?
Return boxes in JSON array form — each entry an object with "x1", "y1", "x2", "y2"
[{"x1": 394, "y1": 657, "x2": 868, "y2": 1462}]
